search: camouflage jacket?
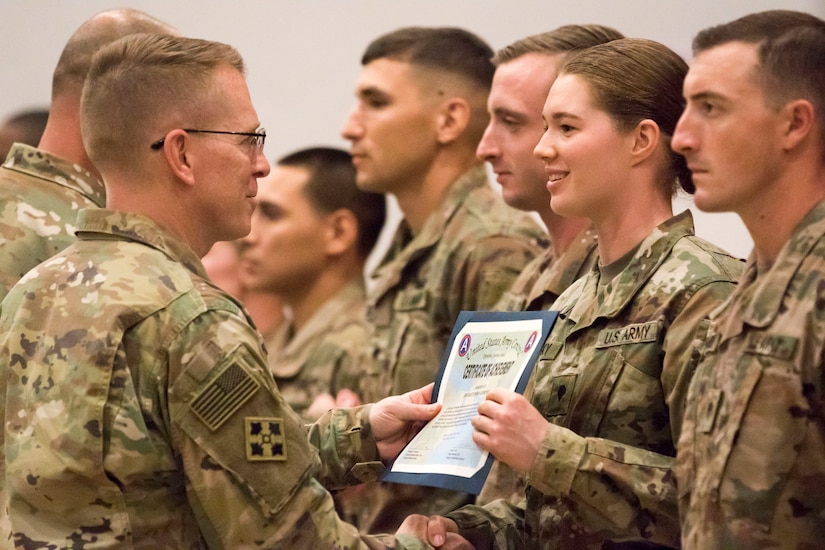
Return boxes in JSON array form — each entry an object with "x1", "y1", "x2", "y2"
[
  {"x1": 494, "y1": 225, "x2": 597, "y2": 313},
  {"x1": 361, "y1": 165, "x2": 546, "y2": 402},
  {"x1": 267, "y1": 277, "x2": 371, "y2": 421},
  {"x1": 0, "y1": 209, "x2": 430, "y2": 549},
  {"x1": 678, "y1": 200, "x2": 825, "y2": 549},
  {"x1": 448, "y1": 211, "x2": 744, "y2": 549},
  {"x1": 478, "y1": 225, "x2": 599, "y2": 507},
  {"x1": 0, "y1": 143, "x2": 105, "y2": 302},
  {"x1": 352, "y1": 166, "x2": 545, "y2": 533}
]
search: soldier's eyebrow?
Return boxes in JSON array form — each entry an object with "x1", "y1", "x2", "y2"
[
  {"x1": 551, "y1": 111, "x2": 582, "y2": 122},
  {"x1": 686, "y1": 90, "x2": 728, "y2": 104},
  {"x1": 256, "y1": 200, "x2": 282, "y2": 219},
  {"x1": 357, "y1": 86, "x2": 391, "y2": 103},
  {"x1": 492, "y1": 106, "x2": 528, "y2": 122}
]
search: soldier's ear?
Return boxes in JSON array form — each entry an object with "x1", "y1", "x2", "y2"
[
  {"x1": 435, "y1": 97, "x2": 470, "y2": 145},
  {"x1": 324, "y1": 208, "x2": 358, "y2": 257},
  {"x1": 781, "y1": 99, "x2": 815, "y2": 152},
  {"x1": 629, "y1": 119, "x2": 660, "y2": 167},
  {"x1": 163, "y1": 130, "x2": 196, "y2": 187}
]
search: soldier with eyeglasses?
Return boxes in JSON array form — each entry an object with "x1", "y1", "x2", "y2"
[{"x1": 0, "y1": 32, "x2": 439, "y2": 548}]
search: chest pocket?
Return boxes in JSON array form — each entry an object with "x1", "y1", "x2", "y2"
[
  {"x1": 363, "y1": 288, "x2": 441, "y2": 400},
  {"x1": 533, "y1": 344, "x2": 625, "y2": 438},
  {"x1": 698, "y1": 333, "x2": 806, "y2": 530}
]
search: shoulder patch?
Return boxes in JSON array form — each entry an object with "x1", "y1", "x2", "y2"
[
  {"x1": 245, "y1": 417, "x2": 287, "y2": 461},
  {"x1": 190, "y1": 361, "x2": 260, "y2": 431}
]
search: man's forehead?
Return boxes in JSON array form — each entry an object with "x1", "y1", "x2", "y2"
[
  {"x1": 687, "y1": 41, "x2": 759, "y2": 89},
  {"x1": 495, "y1": 54, "x2": 561, "y2": 87},
  {"x1": 358, "y1": 58, "x2": 415, "y2": 86},
  {"x1": 490, "y1": 54, "x2": 562, "y2": 111}
]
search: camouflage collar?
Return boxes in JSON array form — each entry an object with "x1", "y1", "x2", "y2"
[
  {"x1": 566, "y1": 210, "x2": 695, "y2": 328},
  {"x1": 2, "y1": 143, "x2": 105, "y2": 207},
  {"x1": 530, "y1": 225, "x2": 598, "y2": 304},
  {"x1": 268, "y1": 277, "x2": 366, "y2": 378},
  {"x1": 74, "y1": 208, "x2": 208, "y2": 279},
  {"x1": 419, "y1": 164, "x2": 489, "y2": 241},
  {"x1": 371, "y1": 164, "x2": 488, "y2": 287},
  {"x1": 283, "y1": 277, "x2": 365, "y2": 352},
  {"x1": 722, "y1": 199, "x2": 825, "y2": 331}
]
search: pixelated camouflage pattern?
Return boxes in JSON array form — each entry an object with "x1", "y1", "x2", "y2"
[
  {"x1": 449, "y1": 211, "x2": 744, "y2": 549},
  {"x1": 479, "y1": 225, "x2": 598, "y2": 507},
  {"x1": 0, "y1": 208, "x2": 431, "y2": 549},
  {"x1": 266, "y1": 278, "x2": 371, "y2": 421},
  {"x1": 0, "y1": 143, "x2": 105, "y2": 303},
  {"x1": 352, "y1": 166, "x2": 546, "y2": 533},
  {"x1": 678, "y1": 200, "x2": 825, "y2": 549}
]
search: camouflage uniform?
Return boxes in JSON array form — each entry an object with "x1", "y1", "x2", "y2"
[
  {"x1": 0, "y1": 143, "x2": 105, "y2": 302},
  {"x1": 0, "y1": 208, "x2": 430, "y2": 549},
  {"x1": 266, "y1": 278, "x2": 371, "y2": 421},
  {"x1": 494, "y1": 225, "x2": 597, "y2": 313},
  {"x1": 678, "y1": 200, "x2": 825, "y2": 549},
  {"x1": 354, "y1": 165, "x2": 546, "y2": 533},
  {"x1": 447, "y1": 211, "x2": 744, "y2": 549},
  {"x1": 478, "y1": 226, "x2": 598, "y2": 507}
]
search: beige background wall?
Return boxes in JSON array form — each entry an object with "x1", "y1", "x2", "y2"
[{"x1": 3, "y1": 0, "x2": 824, "y2": 261}]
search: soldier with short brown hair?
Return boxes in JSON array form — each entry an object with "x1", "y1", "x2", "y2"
[
  {"x1": 672, "y1": 10, "x2": 825, "y2": 548},
  {"x1": 340, "y1": 26, "x2": 547, "y2": 532}
]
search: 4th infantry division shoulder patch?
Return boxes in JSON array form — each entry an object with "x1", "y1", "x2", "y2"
[{"x1": 245, "y1": 417, "x2": 287, "y2": 461}]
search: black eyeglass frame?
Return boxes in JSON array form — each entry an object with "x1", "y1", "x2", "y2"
[{"x1": 150, "y1": 128, "x2": 267, "y2": 150}]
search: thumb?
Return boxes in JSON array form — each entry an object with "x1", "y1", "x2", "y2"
[{"x1": 398, "y1": 400, "x2": 441, "y2": 422}]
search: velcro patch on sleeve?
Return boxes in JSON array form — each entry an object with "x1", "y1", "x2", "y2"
[
  {"x1": 245, "y1": 417, "x2": 287, "y2": 462},
  {"x1": 191, "y1": 362, "x2": 260, "y2": 431}
]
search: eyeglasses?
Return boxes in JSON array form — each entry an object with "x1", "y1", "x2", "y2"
[{"x1": 150, "y1": 128, "x2": 266, "y2": 152}]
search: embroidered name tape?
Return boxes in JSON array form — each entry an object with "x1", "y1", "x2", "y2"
[
  {"x1": 393, "y1": 288, "x2": 428, "y2": 311},
  {"x1": 596, "y1": 322, "x2": 660, "y2": 348},
  {"x1": 744, "y1": 333, "x2": 797, "y2": 360}
]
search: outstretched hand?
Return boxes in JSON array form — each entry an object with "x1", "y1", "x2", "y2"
[
  {"x1": 370, "y1": 383, "x2": 441, "y2": 463},
  {"x1": 397, "y1": 514, "x2": 474, "y2": 549}
]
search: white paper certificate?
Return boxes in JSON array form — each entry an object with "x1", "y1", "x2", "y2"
[{"x1": 382, "y1": 310, "x2": 557, "y2": 494}]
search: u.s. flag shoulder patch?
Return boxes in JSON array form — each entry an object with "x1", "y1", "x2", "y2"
[
  {"x1": 245, "y1": 417, "x2": 287, "y2": 462},
  {"x1": 190, "y1": 361, "x2": 260, "y2": 431}
]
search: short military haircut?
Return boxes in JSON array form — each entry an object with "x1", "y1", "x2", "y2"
[
  {"x1": 277, "y1": 147, "x2": 386, "y2": 258},
  {"x1": 762, "y1": 26, "x2": 825, "y2": 154},
  {"x1": 492, "y1": 24, "x2": 624, "y2": 66},
  {"x1": 693, "y1": 10, "x2": 825, "y2": 152},
  {"x1": 692, "y1": 9, "x2": 825, "y2": 54},
  {"x1": 81, "y1": 34, "x2": 244, "y2": 170},
  {"x1": 52, "y1": 8, "x2": 177, "y2": 99},
  {"x1": 361, "y1": 26, "x2": 495, "y2": 90}
]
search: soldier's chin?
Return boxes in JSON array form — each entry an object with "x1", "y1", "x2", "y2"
[{"x1": 355, "y1": 174, "x2": 383, "y2": 193}]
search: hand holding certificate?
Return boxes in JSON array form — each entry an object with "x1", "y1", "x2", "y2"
[{"x1": 382, "y1": 310, "x2": 557, "y2": 494}]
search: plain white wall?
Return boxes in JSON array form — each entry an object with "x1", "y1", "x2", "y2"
[{"x1": 3, "y1": 0, "x2": 824, "y2": 262}]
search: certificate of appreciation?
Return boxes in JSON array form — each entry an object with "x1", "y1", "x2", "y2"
[{"x1": 381, "y1": 310, "x2": 558, "y2": 494}]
